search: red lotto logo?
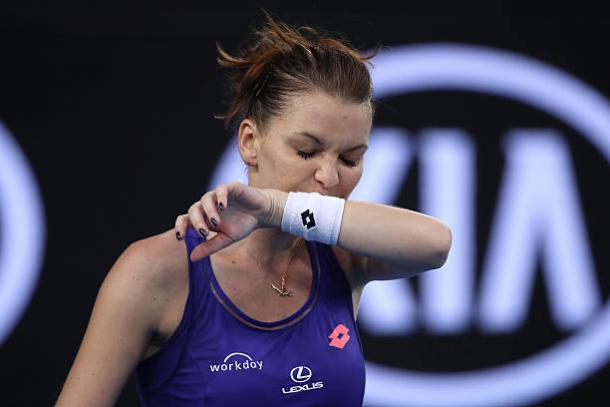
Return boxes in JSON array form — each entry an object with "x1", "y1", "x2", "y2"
[{"x1": 329, "y1": 324, "x2": 351, "y2": 349}]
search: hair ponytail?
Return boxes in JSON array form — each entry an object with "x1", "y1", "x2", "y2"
[{"x1": 213, "y1": 9, "x2": 381, "y2": 134}]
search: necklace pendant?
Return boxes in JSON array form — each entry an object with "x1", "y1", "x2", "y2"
[
  {"x1": 271, "y1": 283, "x2": 292, "y2": 296},
  {"x1": 271, "y1": 275, "x2": 293, "y2": 297}
]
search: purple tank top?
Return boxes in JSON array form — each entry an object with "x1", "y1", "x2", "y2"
[{"x1": 134, "y1": 228, "x2": 366, "y2": 406}]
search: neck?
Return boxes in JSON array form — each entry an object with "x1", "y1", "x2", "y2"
[
  {"x1": 232, "y1": 228, "x2": 303, "y2": 269},
  {"x1": 237, "y1": 180, "x2": 304, "y2": 269}
]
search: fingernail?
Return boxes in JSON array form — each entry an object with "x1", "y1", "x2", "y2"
[
  {"x1": 176, "y1": 231, "x2": 182, "y2": 241},
  {"x1": 218, "y1": 202, "x2": 225, "y2": 212},
  {"x1": 211, "y1": 218, "x2": 218, "y2": 228},
  {"x1": 199, "y1": 228, "x2": 207, "y2": 237}
]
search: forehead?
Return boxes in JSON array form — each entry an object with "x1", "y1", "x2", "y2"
[{"x1": 269, "y1": 92, "x2": 372, "y2": 143}]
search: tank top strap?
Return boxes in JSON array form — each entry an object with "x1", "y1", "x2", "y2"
[
  {"x1": 310, "y1": 241, "x2": 357, "y2": 320},
  {"x1": 183, "y1": 228, "x2": 218, "y2": 322}
]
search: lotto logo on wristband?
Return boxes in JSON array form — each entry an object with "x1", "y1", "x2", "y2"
[
  {"x1": 300, "y1": 209, "x2": 317, "y2": 229},
  {"x1": 277, "y1": 192, "x2": 343, "y2": 245}
]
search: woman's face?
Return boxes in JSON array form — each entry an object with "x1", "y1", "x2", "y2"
[{"x1": 241, "y1": 91, "x2": 372, "y2": 199}]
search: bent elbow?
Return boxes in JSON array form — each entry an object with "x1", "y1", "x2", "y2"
[{"x1": 432, "y1": 223, "x2": 452, "y2": 269}]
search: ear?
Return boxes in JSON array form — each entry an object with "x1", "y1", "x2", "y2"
[{"x1": 237, "y1": 118, "x2": 261, "y2": 168}]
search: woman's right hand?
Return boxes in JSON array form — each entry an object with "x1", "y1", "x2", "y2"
[{"x1": 174, "y1": 181, "x2": 282, "y2": 262}]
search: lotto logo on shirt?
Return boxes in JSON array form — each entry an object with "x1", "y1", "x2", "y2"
[
  {"x1": 328, "y1": 324, "x2": 351, "y2": 349},
  {"x1": 209, "y1": 352, "x2": 263, "y2": 373}
]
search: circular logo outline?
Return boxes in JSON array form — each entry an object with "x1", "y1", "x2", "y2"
[
  {"x1": 0, "y1": 121, "x2": 46, "y2": 346},
  {"x1": 290, "y1": 366, "x2": 312, "y2": 383}
]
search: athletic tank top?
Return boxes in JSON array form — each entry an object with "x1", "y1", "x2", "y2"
[{"x1": 134, "y1": 228, "x2": 366, "y2": 406}]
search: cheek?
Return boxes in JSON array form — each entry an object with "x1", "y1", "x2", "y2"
[
  {"x1": 264, "y1": 147, "x2": 293, "y2": 172},
  {"x1": 341, "y1": 167, "x2": 363, "y2": 189},
  {"x1": 272, "y1": 154, "x2": 309, "y2": 182}
]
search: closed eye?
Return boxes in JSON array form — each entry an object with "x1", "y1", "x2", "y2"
[
  {"x1": 297, "y1": 150, "x2": 358, "y2": 167},
  {"x1": 297, "y1": 150, "x2": 316, "y2": 160},
  {"x1": 342, "y1": 158, "x2": 357, "y2": 167}
]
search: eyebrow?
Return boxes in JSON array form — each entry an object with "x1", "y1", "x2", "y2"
[{"x1": 293, "y1": 131, "x2": 368, "y2": 152}]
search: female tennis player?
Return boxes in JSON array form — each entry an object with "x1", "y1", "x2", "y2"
[{"x1": 57, "y1": 12, "x2": 451, "y2": 406}]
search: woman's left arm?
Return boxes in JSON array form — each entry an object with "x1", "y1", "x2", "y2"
[{"x1": 268, "y1": 191, "x2": 452, "y2": 284}]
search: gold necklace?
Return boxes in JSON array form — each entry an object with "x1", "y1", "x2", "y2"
[{"x1": 257, "y1": 238, "x2": 302, "y2": 297}]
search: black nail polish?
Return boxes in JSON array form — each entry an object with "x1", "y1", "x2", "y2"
[
  {"x1": 199, "y1": 228, "x2": 207, "y2": 237},
  {"x1": 211, "y1": 218, "x2": 218, "y2": 228},
  {"x1": 218, "y1": 202, "x2": 225, "y2": 211},
  {"x1": 176, "y1": 231, "x2": 182, "y2": 241}
]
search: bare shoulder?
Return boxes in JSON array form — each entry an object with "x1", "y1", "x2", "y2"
[
  {"x1": 55, "y1": 230, "x2": 189, "y2": 406},
  {"x1": 93, "y1": 228, "x2": 190, "y2": 341},
  {"x1": 118, "y1": 229, "x2": 189, "y2": 293}
]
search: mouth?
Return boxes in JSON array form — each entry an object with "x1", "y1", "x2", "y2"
[
  {"x1": 292, "y1": 187, "x2": 342, "y2": 198},
  {"x1": 313, "y1": 191, "x2": 342, "y2": 198}
]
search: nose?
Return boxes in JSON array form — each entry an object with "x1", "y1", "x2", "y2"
[{"x1": 314, "y1": 159, "x2": 339, "y2": 190}]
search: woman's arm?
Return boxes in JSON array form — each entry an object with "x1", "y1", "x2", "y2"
[
  {"x1": 175, "y1": 182, "x2": 451, "y2": 285},
  {"x1": 268, "y1": 192, "x2": 452, "y2": 284},
  {"x1": 56, "y1": 235, "x2": 178, "y2": 406}
]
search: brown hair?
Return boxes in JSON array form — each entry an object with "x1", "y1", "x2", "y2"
[{"x1": 214, "y1": 10, "x2": 381, "y2": 134}]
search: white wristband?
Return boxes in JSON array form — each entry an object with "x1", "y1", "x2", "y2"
[{"x1": 280, "y1": 192, "x2": 346, "y2": 245}]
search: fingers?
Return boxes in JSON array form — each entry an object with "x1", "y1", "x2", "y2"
[
  {"x1": 200, "y1": 190, "x2": 222, "y2": 232},
  {"x1": 175, "y1": 182, "x2": 241, "y2": 241},
  {"x1": 174, "y1": 214, "x2": 192, "y2": 241},
  {"x1": 190, "y1": 233, "x2": 234, "y2": 262},
  {"x1": 215, "y1": 183, "x2": 229, "y2": 213},
  {"x1": 188, "y1": 200, "x2": 213, "y2": 238}
]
